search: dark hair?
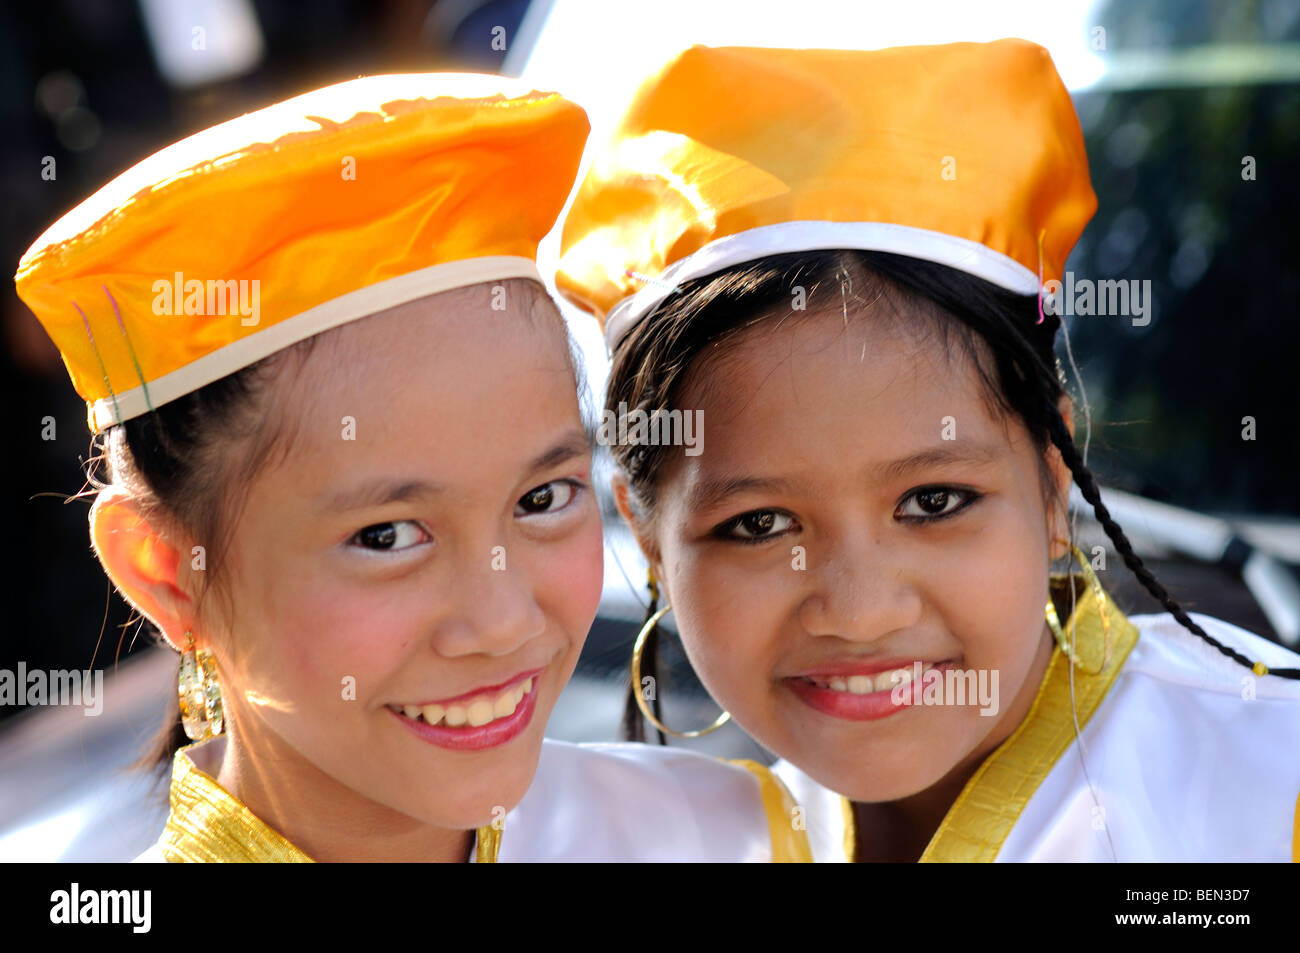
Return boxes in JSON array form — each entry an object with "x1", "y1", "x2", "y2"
[
  {"x1": 609, "y1": 250, "x2": 1298, "y2": 741},
  {"x1": 93, "y1": 278, "x2": 582, "y2": 773},
  {"x1": 101, "y1": 337, "x2": 319, "y2": 773}
]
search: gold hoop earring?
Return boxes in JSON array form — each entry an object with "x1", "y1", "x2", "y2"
[
  {"x1": 179, "y1": 630, "x2": 224, "y2": 741},
  {"x1": 630, "y1": 583, "x2": 730, "y2": 739},
  {"x1": 1044, "y1": 541, "x2": 1113, "y2": 676}
]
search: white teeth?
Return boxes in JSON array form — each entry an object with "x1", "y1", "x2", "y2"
[
  {"x1": 812, "y1": 663, "x2": 936, "y2": 694},
  {"x1": 493, "y1": 691, "x2": 518, "y2": 719},
  {"x1": 466, "y1": 700, "x2": 494, "y2": 727},
  {"x1": 847, "y1": 676, "x2": 873, "y2": 695},
  {"x1": 396, "y1": 677, "x2": 536, "y2": 727}
]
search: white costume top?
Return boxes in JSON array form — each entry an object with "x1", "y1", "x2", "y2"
[
  {"x1": 774, "y1": 596, "x2": 1300, "y2": 863},
  {"x1": 135, "y1": 735, "x2": 808, "y2": 862}
]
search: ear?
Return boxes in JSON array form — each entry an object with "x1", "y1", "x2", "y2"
[
  {"x1": 89, "y1": 486, "x2": 196, "y2": 651},
  {"x1": 1046, "y1": 393, "x2": 1077, "y2": 562},
  {"x1": 610, "y1": 472, "x2": 669, "y2": 601}
]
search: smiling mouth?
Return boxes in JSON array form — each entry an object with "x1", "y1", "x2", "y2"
[
  {"x1": 387, "y1": 677, "x2": 535, "y2": 728},
  {"x1": 796, "y1": 662, "x2": 940, "y2": 695}
]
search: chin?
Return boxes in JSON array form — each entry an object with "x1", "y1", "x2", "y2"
[
  {"x1": 795, "y1": 740, "x2": 949, "y2": 803},
  {"x1": 427, "y1": 776, "x2": 533, "y2": 830}
]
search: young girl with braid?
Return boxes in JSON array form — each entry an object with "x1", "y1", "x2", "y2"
[{"x1": 557, "y1": 42, "x2": 1300, "y2": 861}]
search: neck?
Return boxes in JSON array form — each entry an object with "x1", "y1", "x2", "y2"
[
  {"x1": 852, "y1": 624, "x2": 1056, "y2": 862},
  {"x1": 214, "y1": 717, "x2": 476, "y2": 863}
]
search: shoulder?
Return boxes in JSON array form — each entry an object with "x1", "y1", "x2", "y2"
[
  {"x1": 131, "y1": 844, "x2": 168, "y2": 863},
  {"x1": 498, "y1": 739, "x2": 797, "y2": 861},
  {"x1": 1077, "y1": 612, "x2": 1300, "y2": 860},
  {"x1": 1122, "y1": 610, "x2": 1300, "y2": 699}
]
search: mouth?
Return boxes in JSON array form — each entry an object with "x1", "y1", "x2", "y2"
[
  {"x1": 785, "y1": 660, "x2": 952, "y2": 721},
  {"x1": 797, "y1": 661, "x2": 939, "y2": 694},
  {"x1": 387, "y1": 669, "x2": 542, "y2": 751}
]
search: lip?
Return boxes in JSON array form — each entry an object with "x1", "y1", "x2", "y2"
[
  {"x1": 398, "y1": 668, "x2": 543, "y2": 709},
  {"x1": 784, "y1": 660, "x2": 954, "y2": 721},
  {"x1": 389, "y1": 673, "x2": 543, "y2": 752}
]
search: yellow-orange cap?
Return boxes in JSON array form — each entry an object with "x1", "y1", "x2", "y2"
[
  {"x1": 556, "y1": 41, "x2": 1096, "y2": 347},
  {"x1": 16, "y1": 73, "x2": 590, "y2": 433}
]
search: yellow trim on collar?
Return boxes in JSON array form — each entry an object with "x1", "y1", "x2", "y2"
[
  {"x1": 160, "y1": 743, "x2": 313, "y2": 863},
  {"x1": 840, "y1": 574, "x2": 1139, "y2": 863},
  {"x1": 476, "y1": 824, "x2": 503, "y2": 864},
  {"x1": 730, "y1": 759, "x2": 814, "y2": 862},
  {"x1": 159, "y1": 742, "x2": 501, "y2": 862}
]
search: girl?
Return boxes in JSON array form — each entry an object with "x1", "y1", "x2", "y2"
[
  {"x1": 16, "y1": 73, "x2": 806, "y2": 862},
  {"x1": 556, "y1": 42, "x2": 1300, "y2": 861}
]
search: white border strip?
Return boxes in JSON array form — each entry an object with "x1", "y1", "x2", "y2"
[
  {"x1": 603, "y1": 221, "x2": 1041, "y2": 348},
  {"x1": 90, "y1": 255, "x2": 542, "y2": 432}
]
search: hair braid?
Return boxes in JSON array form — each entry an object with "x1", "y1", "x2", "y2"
[{"x1": 1041, "y1": 393, "x2": 1300, "y2": 680}]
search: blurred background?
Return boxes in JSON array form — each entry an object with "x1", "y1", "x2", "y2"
[{"x1": 1, "y1": 0, "x2": 1297, "y2": 860}]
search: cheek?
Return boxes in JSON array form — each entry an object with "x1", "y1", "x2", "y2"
[
  {"x1": 662, "y1": 542, "x2": 784, "y2": 716},
  {"x1": 940, "y1": 502, "x2": 1050, "y2": 672},
  {"x1": 532, "y1": 509, "x2": 605, "y2": 641},
  {"x1": 219, "y1": 529, "x2": 417, "y2": 710},
  {"x1": 245, "y1": 573, "x2": 417, "y2": 717}
]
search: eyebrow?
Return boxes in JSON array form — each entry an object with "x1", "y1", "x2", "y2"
[
  {"x1": 323, "y1": 478, "x2": 444, "y2": 514},
  {"x1": 524, "y1": 430, "x2": 593, "y2": 477},
  {"x1": 686, "y1": 442, "x2": 1003, "y2": 513},
  {"x1": 687, "y1": 475, "x2": 797, "y2": 514},
  {"x1": 869, "y1": 442, "x2": 1003, "y2": 483},
  {"x1": 321, "y1": 430, "x2": 592, "y2": 514}
]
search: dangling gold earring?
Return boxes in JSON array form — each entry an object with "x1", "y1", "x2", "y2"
[
  {"x1": 1044, "y1": 540, "x2": 1113, "y2": 675},
  {"x1": 178, "y1": 630, "x2": 224, "y2": 741},
  {"x1": 630, "y1": 569, "x2": 730, "y2": 739}
]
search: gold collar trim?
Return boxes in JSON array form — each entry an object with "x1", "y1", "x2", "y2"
[
  {"x1": 159, "y1": 740, "x2": 502, "y2": 862},
  {"x1": 843, "y1": 574, "x2": 1140, "y2": 863},
  {"x1": 160, "y1": 741, "x2": 314, "y2": 863}
]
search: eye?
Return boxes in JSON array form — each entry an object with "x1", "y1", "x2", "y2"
[
  {"x1": 515, "y1": 480, "x2": 580, "y2": 517},
  {"x1": 716, "y1": 509, "x2": 797, "y2": 543},
  {"x1": 895, "y1": 486, "x2": 980, "y2": 522},
  {"x1": 349, "y1": 520, "x2": 431, "y2": 552}
]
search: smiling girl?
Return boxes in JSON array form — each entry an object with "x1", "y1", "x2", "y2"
[
  {"x1": 16, "y1": 73, "x2": 805, "y2": 862},
  {"x1": 557, "y1": 42, "x2": 1300, "y2": 861}
]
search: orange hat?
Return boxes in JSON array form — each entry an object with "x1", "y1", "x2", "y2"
[
  {"x1": 557, "y1": 41, "x2": 1096, "y2": 346},
  {"x1": 16, "y1": 73, "x2": 589, "y2": 433}
]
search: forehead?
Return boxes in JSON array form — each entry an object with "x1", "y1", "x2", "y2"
[
  {"x1": 263, "y1": 282, "x2": 581, "y2": 489},
  {"x1": 671, "y1": 303, "x2": 1022, "y2": 481}
]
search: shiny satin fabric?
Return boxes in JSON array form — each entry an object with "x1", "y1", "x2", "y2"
[
  {"x1": 16, "y1": 73, "x2": 589, "y2": 431},
  {"x1": 556, "y1": 41, "x2": 1096, "y2": 335},
  {"x1": 487, "y1": 739, "x2": 805, "y2": 862}
]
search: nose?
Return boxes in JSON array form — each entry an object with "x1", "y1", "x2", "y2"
[
  {"x1": 797, "y1": 532, "x2": 922, "y2": 642},
  {"x1": 430, "y1": 556, "x2": 547, "y2": 658}
]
